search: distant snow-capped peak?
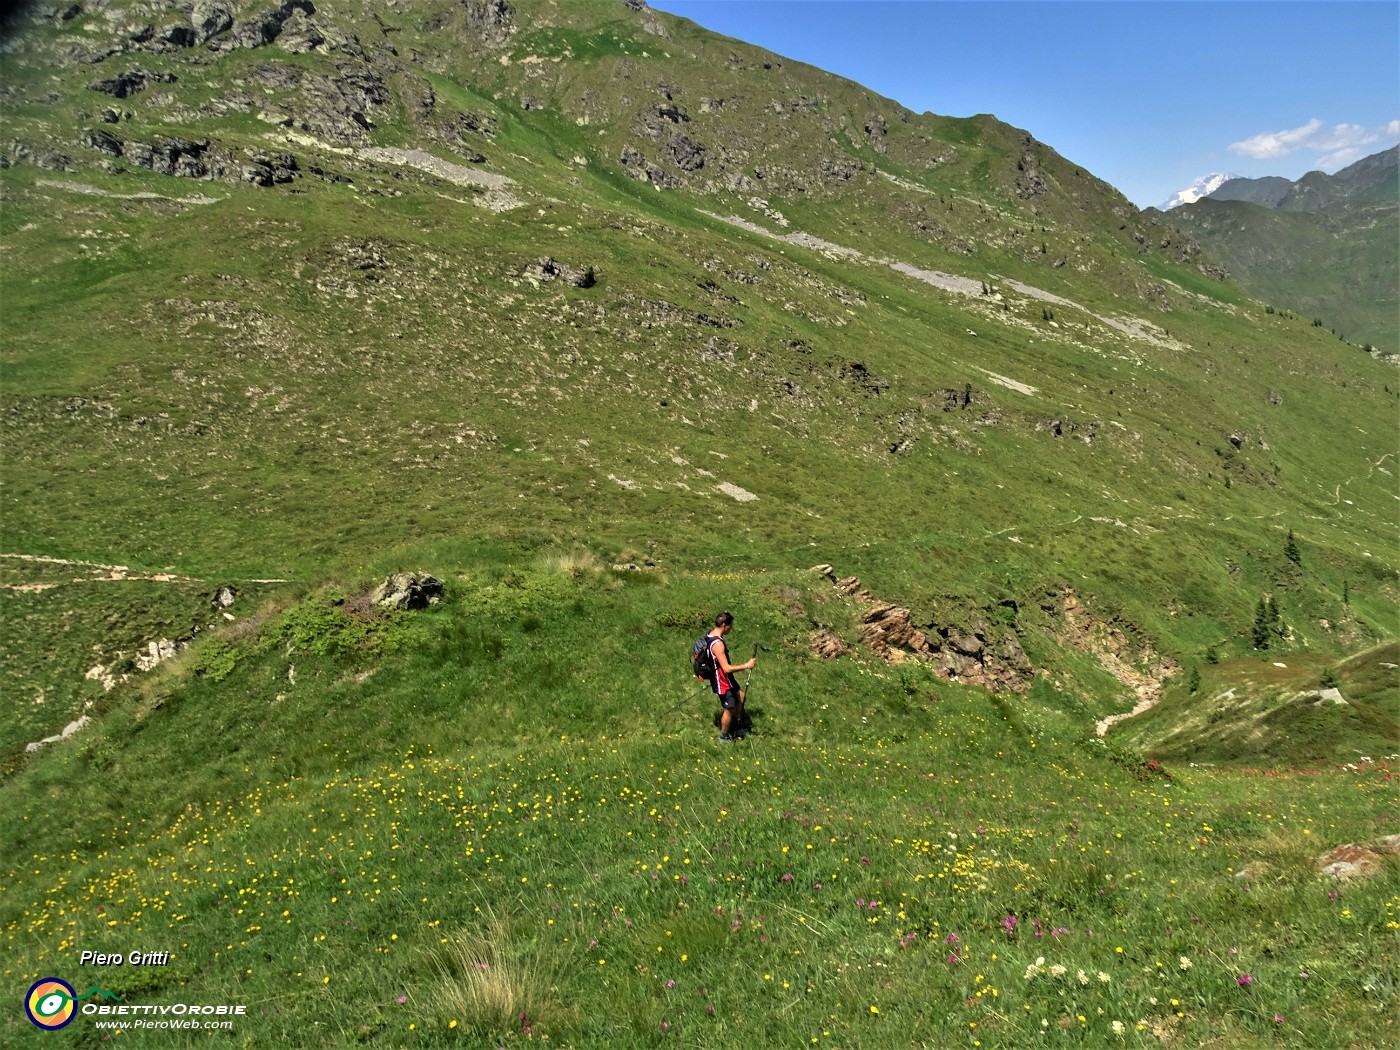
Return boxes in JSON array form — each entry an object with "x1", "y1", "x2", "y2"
[{"x1": 1160, "y1": 173, "x2": 1238, "y2": 210}]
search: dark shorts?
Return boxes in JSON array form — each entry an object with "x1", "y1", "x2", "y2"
[{"x1": 719, "y1": 688, "x2": 741, "y2": 710}]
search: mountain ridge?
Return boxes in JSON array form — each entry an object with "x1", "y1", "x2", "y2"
[{"x1": 1154, "y1": 146, "x2": 1399, "y2": 349}]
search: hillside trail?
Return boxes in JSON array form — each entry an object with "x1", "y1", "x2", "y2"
[
  {"x1": 703, "y1": 211, "x2": 1182, "y2": 352},
  {"x1": 0, "y1": 553, "x2": 289, "y2": 590},
  {"x1": 1095, "y1": 695, "x2": 1159, "y2": 737}
]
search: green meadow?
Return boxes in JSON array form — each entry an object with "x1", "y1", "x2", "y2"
[{"x1": 2, "y1": 564, "x2": 1397, "y2": 1047}]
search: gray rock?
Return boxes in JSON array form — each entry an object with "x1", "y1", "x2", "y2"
[
  {"x1": 124, "y1": 137, "x2": 212, "y2": 178},
  {"x1": 191, "y1": 0, "x2": 235, "y2": 43},
  {"x1": 863, "y1": 113, "x2": 887, "y2": 154},
  {"x1": 370, "y1": 572, "x2": 444, "y2": 610},
  {"x1": 462, "y1": 0, "x2": 515, "y2": 47},
  {"x1": 25, "y1": 715, "x2": 91, "y2": 753},
  {"x1": 276, "y1": 9, "x2": 325, "y2": 54},
  {"x1": 947, "y1": 632, "x2": 983, "y2": 657},
  {"x1": 669, "y1": 133, "x2": 705, "y2": 171},
  {"x1": 232, "y1": 0, "x2": 317, "y2": 50},
  {"x1": 87, "y1": 69, "x2": 177, "y2": 99},
  {"x1": 81, "y1": 128, "x2": 123, "y2": 157}
]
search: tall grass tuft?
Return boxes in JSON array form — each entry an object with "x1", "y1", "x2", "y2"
[
  {"x1": 536, "y1": 547, "x2": 604, "y2": 578},
  {"x1": 431, "y1": 908, "x2": 555, "y2": 1032}
]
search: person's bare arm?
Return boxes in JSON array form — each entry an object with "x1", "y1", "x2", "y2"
[{"x1": 713, "y1": 639, "x2": 755, "y2": 674}]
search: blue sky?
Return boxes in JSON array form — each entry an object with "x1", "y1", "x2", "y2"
[{"x1": 647, "y1": 1, "x2": 1400, "y2": 208}]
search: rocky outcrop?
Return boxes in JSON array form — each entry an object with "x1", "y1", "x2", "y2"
[
  {"x1": 1016, "y1": 135, "x2": 1048, "y2": 200},
  {"x1": 6, "y1": 140, "x2": 74, "y2": 171},
  {"x1": 370, "y1": 573, "x2": 444, "y2": 610},
  {"x1": 669, "y1": 134, "x2": 706, "y2": 171},
  {"x1": 123, "y1": 137, "x2": 214, "y2": 178},
  {"x1": 191, "y1": 0, "x2": 236, "y2": 44},
  {"x1": 25, "y1": 715, "x2": 92, "y2": 753},
  {"x1": 78, "y1": 128, "x2": 302, "y2": 187},
  {"x1": 87, "y1": 69, "x2": 176, "y2": 99},
  {"x1": 462, "y1": 0, "x2": 516, "y2": 47},
  {"x1": 863, "y1": 113, "x2": 887, "y2": 155},
  {"x1": 229, "y1": 0, "x2": 317, "y2": 50},
  {"x1": 813, "y1": 566, "x2": 1034, "y2": 691},
  {"x1": 245, "y1": 61, "x2": 390, "y2": 146},
  {"x1": 620, "y1": 144, "x2": 683, "y2": 188},
  {"x1": 524, "y1": 257, "x2": 595, "y2": 288},
  {"x1": 1317, "y1": 844, "x2": 1383, "y2": 882},
  {"x1": 240, "y1": 151, "x2": 299, "y2": 186},
  {"x1": 809, "y1": 628, "x2": 848, "y2": 660}
]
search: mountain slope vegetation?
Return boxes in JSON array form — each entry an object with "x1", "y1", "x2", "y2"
[
  {"x1": 1, "y1": 2, "x2": 1397, "y2": 1046},
  {"x1": 1157, "y1": 148, "x2": 1399, "y2": 351}
]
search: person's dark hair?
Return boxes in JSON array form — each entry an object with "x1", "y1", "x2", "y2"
[{"x1": 715, "y1": 611, "x2": 734, "y2": 628}]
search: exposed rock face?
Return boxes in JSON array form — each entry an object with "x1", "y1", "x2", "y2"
[
  {"x1": 1016, "y1": 135, "x2": 1048, "y2": 200},
  {"x1": 241, "y1": 151, "x2": 299, "y2": 186},
  {"x1": 230, "y1": 0, "x2": 317, "y2": 50},
  {"x1": 809, "y1": 628, "x2": 848, "y2": 660},
  {"x1": 669, "y1": 134, "x2": 705, "y2": 171},
  {"x1": 25, "y1": 715, "x2": 92, "y2": 753},
  {"x1": 7, "y1": 140, "x2": 74, "y2": 171},
  {"x1": 619, "y1": 144, "x2": 682, "y2": 188},
  {"x1": 370, "y1": 572, "x2": 444, "y2": 610},
  {"x1": 191, "y1": 0, "x2": 236, "y2": 44},
  {"x1": 525, "y1": 256, "x2": 595, "y2": 288},
  {"x1": 811, "y1": 565, "x2": 1034, "y2": 690},
  {"x1": 863, "y1": 113, "x2": 887, "y2": 154},
  {"x1": 124, "y1": 137, "x2": 213, "y2": 178},
  {"x1": 135, "y1": 638, "x2": 178, "y2": 671},
  {"x1": 87, "y1": 69, "x2": 176, "y2": 99},
  {"x1": 1049, "y1": 586, "x2": 1176, "y2": 709},
  {"x1": 246, "y1": 61, "x2": 390, "y2": 146},
  {"x1": 462, "y1": 0, "x2": 515, "y2": 47}
]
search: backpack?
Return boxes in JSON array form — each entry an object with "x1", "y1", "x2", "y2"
[{"x1": 691, "y1": 634, "x2": 718, "y2": 681}]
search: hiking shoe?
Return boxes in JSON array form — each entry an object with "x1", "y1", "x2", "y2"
[{"x1": 717, "y1": 733, "x2": 734, "y2": 743}]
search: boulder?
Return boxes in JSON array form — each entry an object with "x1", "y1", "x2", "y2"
[
  {"x1": 370, "y1": 572, "x2": 444, "y2": 610},
  {"x1": 669, "y1": 133, "x2": 705, "y2": 171},
  {"x1": 462, "y1": 0, "x2": 515, "y2": 47},
  {"x1": 1316, "y1": 843, "x2": 1385, "y2": 883},
  {"x1": 809, "y1": 628, "x2": 847, "y2": 660},
  {"x1": 87, "y1": 69, "x2": 177, "y2": 99},
  {"x1": 191, "y1": 0, "x2": 235, "y2": 43}
]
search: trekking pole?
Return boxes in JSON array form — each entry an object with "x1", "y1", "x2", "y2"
[
  {"x1": 740, "y1": 643, "x2": 770, "y2": 732},
  {"x1": 663, "y1": 678, "x2": 711, "y2": 719},
  {"x1": 743, "y1": 642, "x2": 769, "y2": 695}
]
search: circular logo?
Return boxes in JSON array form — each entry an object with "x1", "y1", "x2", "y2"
[{"x1": 25, "y1": 978, "x2": 77, "y2": 1030}]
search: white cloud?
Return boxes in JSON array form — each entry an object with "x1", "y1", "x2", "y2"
[
  {"x1": 1230, "y1": 118, "x2": 1324, "y2": 160},
  {"x1": 1229, "y1": 118, "x2": 1400, "y2": 170}
]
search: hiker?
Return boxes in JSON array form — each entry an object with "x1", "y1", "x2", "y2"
[{"x1": 703, "y1": 611, "x2": 756, "y2": 742}]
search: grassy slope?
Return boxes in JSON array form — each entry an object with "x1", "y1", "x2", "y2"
[{"x1": 1, "y1": 567, "x2": 1397, "y2": 1048}]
